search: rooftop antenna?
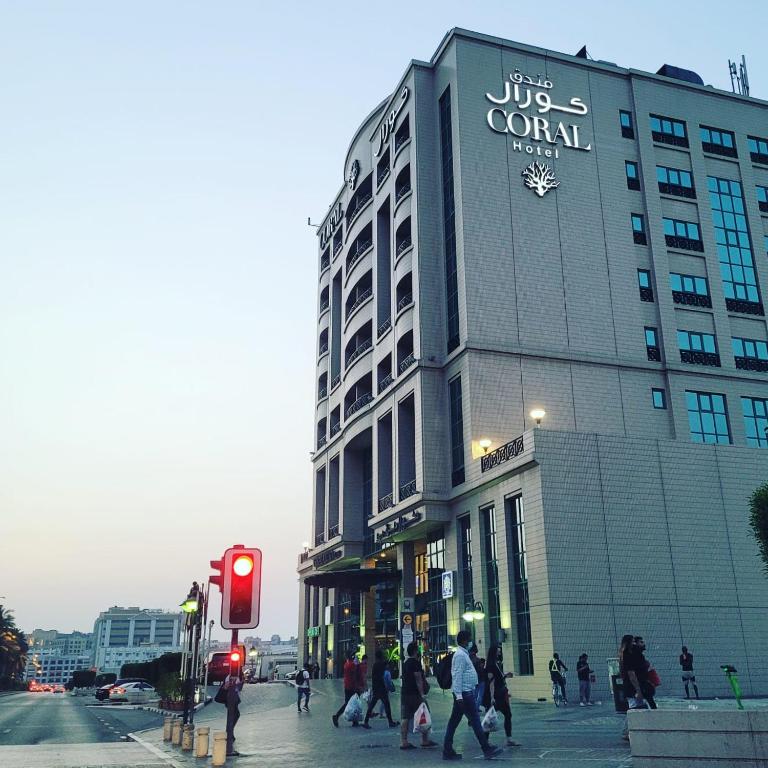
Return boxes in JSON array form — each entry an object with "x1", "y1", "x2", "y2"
[
  {"x1": 307, "y1": 217, "x2": 319, "y2": 228},
  {"x1": 729, "y1": 56, "x2": 750, "y2": 96}
]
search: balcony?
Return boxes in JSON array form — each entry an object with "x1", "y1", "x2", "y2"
[
  {"x1": 347, "y1": 191, "x2": 373, "y2": 227},
  {"x1": 396, "y1": 237, "x2": 412, "y2": 256},
  {"x1": 318, "y1": 342, "x2": 329, "y2": 356},
  {"x1": 319, "y1": 298, "x2": 329, "y2": 313},
  {"x1": 331, "y1": 373, "x2": 341, "y2": 389},
  {"x1": 399, "y1": 479, "x2": 417, "y2": 501},
  {"x1": 399, "y1": 352, "x2": 416, "y2": 373},
  {"x1": 333, "y1": 240, "x2": 342, "y2": 258},
  {"x1": 377, "y1": 166, "x2": 390, "y2": 187},
  {"x1": 395, "y1": 132, "x2": 409, "y2": 152},
  {"x1": 397, "y1": 293, "x2": 413, "y2": 312},
  {"x1": 672, "y1": 291, "x2": 712, "y2": 308},
  {"x1": 318, "y1": 387, "x2": 328, "y2": 400},
  {"x1": 345, "y1": 338, "x2": 372, "y2": 368},
  {"x1": 347, "y1": 238, "x2": 372, "y2": 273},
  {"x1": 328, "y1": 523, "x2": 339, "y2": 539},
  {"x1": 378, "y1": 372, "x2": 394, "y2": 393},
  {"x1": 378, "y1": 493, "x2": 393, "y2": 512},
  {"x1": 395, "y1": 183, "x2": 411, "y2": 203},
  {"x1": 680, "y1": 350, "x2": 721, "y2": 367},
  {"x1": 347, "y1": 286, "x2": 373, "y2": 318},
  {"x1": 320, "y1": 254, "x2": 330, "y2": 273},
  {"x1": 665, "y1": 234, "x2": 703, "y2": 252},
  {"x1": 345, "y1": 392, "x2": 373, "y2": 419},
  {"x1": 330, "y1": 421, "x2": 341, "y2": 437},
  {"x1": 315, "y1": 533, "x2": 325, "y2": 547},
  {"x1": 726, "y1": 298, "x2": 764, "y2": 316},
  {"x1": 735, "y1": 357, "x2": 768, "y2": 372},
  {"x1": 317, "y1": 435, "x2": 327, "y2": 448},
  {"x1": 377, "y1": 317, "x2": 392, "y2": 338}
]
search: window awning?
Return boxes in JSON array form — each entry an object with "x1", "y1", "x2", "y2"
[{"x1": 303, "y1": 568, "x2": 400, "y2": 591}]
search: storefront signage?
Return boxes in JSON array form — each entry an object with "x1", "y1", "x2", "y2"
[
  {"x1": 319, "y1": 202, "x2": 343, "y2": 250},
  {"x1": 307, "y1": 626, "x2": 320, "y2": 638},
  {"x1": 480, "y1": 435, "x2": 525, "y2": 472},
  {"x1": 373, "y1": 86, "x2": 409, "y2": 157},
  {"x1": 441, "y1": 571, "x2": 455, "y2": 599},
  {"x1": 375, "y1": 509, "x2": 423, "y2": 543},
  {"x1": 485, "y1": 69, "x2": 592, "y2": 154},
  {"x1": 313, "y1": 548, "x2": 342, "y2": 567}
]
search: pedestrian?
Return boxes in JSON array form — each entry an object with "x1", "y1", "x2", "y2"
[
  {"x1": 576, "y1": 654, "x2": 593, "y2": 706},
  {"x1": 274, "y1": 664, "x2": 280, "y2": 681},
  {"x1": 296, "y1": 661, "x2": 311, "y2": 713},
  {"x1": 619, "y1": 634, "x2": 645, "y2": 741},
  {"x1": 548, "y1": 653, "x2": 568, "y2": 704},
  {"x1": 362, "y1": 649, "x2": 399, "y2": 728},
  {"x1": 332, "y1": 651, "x2": 362, "y2": 727},
  {"x1": 359, "y1": 653, "x2": 369, "y2": 692},
  {"x1": 442, "y1": 630, "x2": 503, "y2": 761},
  {"x1": 679, "y1": 646, "x2": 699, "y2": 699},
  {"x1": 634, "y1": 637, "x2": 657, "y2": 709},
  {"x1": 485, "y1": 644, "x2": 521, "y2": 747},
  {"x1": 469, "y1": 644, "x2": 486, "y2": 710},
  {"x1": 223, "y1": 668, "x2": 244, "y2": 757},
  {"x1": 399, "y1": 641, "x2": 437, "y2": 750}
]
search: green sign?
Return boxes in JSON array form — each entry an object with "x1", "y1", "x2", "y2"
[{"x1": 307, "y1": 626, "x2": 320, "y2": 638}]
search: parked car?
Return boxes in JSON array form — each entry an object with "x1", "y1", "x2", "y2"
[
  {"x1": 109, "y1": 681, "x2": 157, "y2": 704},
  {"x1": 205, "y1": 652, "x2": 233, "y2": 684},
  {"x1": 95, "y1": 677, "x2": 150, "y2": 701},
  {"x1": 52, "y1": 684, "x2": 65, "y2": 693},
  {"x1": 284, "y1": 670, "x2": 299, "y2": 680}
]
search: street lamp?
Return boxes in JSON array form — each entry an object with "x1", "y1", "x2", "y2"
[
  {"x1": 530, "y1": 408, "x2": 546, "y2": 426},
  {"x1": 462, "y1": 600, "x2": 486, "y2": 623}
]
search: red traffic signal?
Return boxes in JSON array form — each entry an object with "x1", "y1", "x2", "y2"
[
  {"x1": 230, "y1": 650, "x2": 241, "y2": 663},
  {"x1": 220, "y1": 546, "x2": 262, "y2": 630}
]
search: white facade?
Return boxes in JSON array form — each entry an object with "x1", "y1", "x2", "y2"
[{"x1": 25, "y1": 649, "x2": 91, "y2": 684}]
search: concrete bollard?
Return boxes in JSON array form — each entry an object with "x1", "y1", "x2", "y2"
[
  {"x1": 195, "y1": 726, "x2": 209, "y2": 758},
  {"x1": 211, "y1": 731, "x2": 227, "y2": 766},
  {"x1": 181, "y1": 723, "x2": 194, "y2": 751},
  {"x1": 171, "y1": 718, "x2": 183, "y2": 746},
  {"x1": 163, "y1": 716, "x2": 174, "y2": 742}
]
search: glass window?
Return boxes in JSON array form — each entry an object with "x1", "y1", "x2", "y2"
[
  {"x1": 440, "y1": 88, "x2": 460, "y2": 353},
  {"x1": 482, "y1": 506, "x2": 500, "y2": 647},
  {"x1": 662, "y1": 217, "x2": 701, "y2": 243},
  {"x1": 650, "y1": 114, "x2": 688, "y2": 145},
  {"x1": 678, "y1": 330, "x2": 717, "y2": 353},
  {"x1": 625, "y1": 161, "x2": 638, "y2": 179},
  {"x1": 669, "y1": 272, "x2": 709, "y2": 297},
  {"x1": 742, "y1": 397, "x2": 768, "y2": 447},
  {"x1": 748, "y1": 136, "x2": 768, "y2": 160},
  {"x1": 701, "y1": 125, "x2": 737, "y2": 155},
  {"x1": 459, "y1": 516, "x2": 474, "y2": 630},
  {"x1": 645, "y1": 327, "x2": 658, "y2": 347},
  {"x1": 506, "y1": 495, "x2": 533, "y2": 675},
  {"x1": 449, "y1": 376, "x2": 465, "y2": 487},
  {"x1": 652, "y1": 388, "x2": 667, "y2": 409},
  {"x1": 657, "y1": 165, "x2": 694, "y2": 190},
  {"x1": 708, "y1": 175, "x2": 760, "y2": 305},
  {"x1": 619, "y1": 110, "x2": 634, "y2": 138},
  {"x1": 632, "y1": 214, "x2": 644, "y2": 233},
  {"x1": 732, "y1": 337, "x2": 768, "y2": 360},
  {"x1": 685, "y1": 390, "x2": 731, "y2": 444},
  {"x1": 757, "y1": 185, "x2": 768, "y2": 205},
  {"x1": 638, "y1": 269, "x2": 651, "y2": 288}
]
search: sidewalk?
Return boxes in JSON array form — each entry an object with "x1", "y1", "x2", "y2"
[{"x1": 132, "y1": 680, "x2": 633, "y2": 767}]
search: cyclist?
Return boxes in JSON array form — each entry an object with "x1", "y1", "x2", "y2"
[{"x1": 548, "y1": 653, "x2": 568, "y2": 704}]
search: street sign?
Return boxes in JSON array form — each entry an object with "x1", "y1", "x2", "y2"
[
  {"x1": 441, "y1": 571, "x2": 455, "y2": 599},
  {"x1": 400, "y1": 611, "x2": 415, "y2": 646}
]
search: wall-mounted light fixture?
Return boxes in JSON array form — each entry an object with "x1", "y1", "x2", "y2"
[
  {"x1": 530, "y1": 408, "x2": 546, "y2": 426},
  {"x1": 478, "y1": 438, "x2": 492, "y2": 454}
]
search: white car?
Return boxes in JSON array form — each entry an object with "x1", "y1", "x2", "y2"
[{"x1": 108, "y1": 681, "x2": 157, "y2": 704}]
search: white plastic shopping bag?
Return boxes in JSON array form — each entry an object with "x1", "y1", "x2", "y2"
[
  {"x1": 344, "y1": 693, "x2": 363, "y2": 722},
  {"x1": 481, "y1": 704, "x2": 499, "y2": 732},
  {"x1": 412, "y1": 702, "x2": 432, "y2": 734},
  {"x1": 361, "y1": 689, "x2": 371, "y2": 703}
]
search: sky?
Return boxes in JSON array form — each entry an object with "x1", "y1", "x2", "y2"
[{"x1": 1, "y1": 0, "x2": 765, "y2": 640}]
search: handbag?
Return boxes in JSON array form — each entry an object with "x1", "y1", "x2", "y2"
[
  {"x1": 647, "y1": 668, "x2": 661, "y2": 688},
  {"x1": 214, "y1": 684, "x2": 227, "y2": 704}
]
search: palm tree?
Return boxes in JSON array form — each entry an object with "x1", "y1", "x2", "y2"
[
  {"x1": 0, "y1": 606, "x2": 28, "y2": 685},
  {"x1": 749, "y1": 483, "x2": 768, "y2": 574}
]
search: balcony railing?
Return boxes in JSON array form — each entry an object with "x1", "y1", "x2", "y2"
[
  {"x1": 377, "y1": 166, "x2": 390, "y2": 187},
  {"x1": 317, "y1": 435, "x2": 327, "y2": 448},
  {"x1": 399, "y1": 479, "x2": 417, "y2": 501},
  {"x1": 680, "y1": 350, "x2": 721, "y2": 367},
  {"x1": 396, "y1": 238, "x2": 412, "y2": 256},
  {"x1": 396, "y1": 183, "x2": 411, "y2": 202},
  {"x1": 347, "y1": 239, "x2": 372, "y2": 272},
  {"x1": 318, "y1": 342, "x2": 329, "y2": 356},
  {"x1": 345, "y1": 338, "x2": 372, "y2": 368},
  {"x1": 665, "y1": 234, "x2": 703, "y2": 252},
  {"x1": 647, "y1": 345, "x2": 661, "y2": 362},
  {"x1": 735, "y1": 356, "x2": 768, "y2": 372},
  {"x1": 639, "y1": 287, "x2": 654, "y2": 303},
  {"x1": 333, "y1": 240, "x2": 342, "y2": 257},
  {"x1": 328, "y1": 524, "x2": 339, "y2": 539},
  {"x1": 397, "y1": 293, "x2": 413, "y2": 312},
  {"x1": 315, "y1": 533, "x2": 325, "y2": 547},
  {"x1": 672, "y1": 291, "x2": 712, "y2": 308},
  {"x1": 331, "y1": 373, "x2": 341, "y2": 389},
  {"x1": 345, "y1": 392, "x2": 373, "y2": 418},
  {"x1": 347, "y1": 286, "x2": 373, "y2": 318},
  {"x1": 320, "y1": 255, "x2": 330, "y2": 272},
  {"x1": 377, "y1": 317, "x2": 392, "y2": 337},
  {"x1": 330, "y1": 421, "x2": 341, "y2": 437},
  {"x1": 378, "y1": 493, "x2": 393, "y2": 512},
  {"x1": 725, "y1": 298, "x2": 764, "y2": 316},
  {"x1": 395, "y1": 132, "x2": 409, "y2": 151},
  {"x1": 399, "y1": 352, "x2": 416, "y2": 373},
  {"x1": 319, "y1": 299, "x2": 329, "y2": 313},
  {"x1": 300, "y1": 551, "x2": 309, "y2": 563},
  {"x1": 347, "y1": 191, "x2": 373, "y2": 225},
  {"x1": 378, "y1": 372, "x2": 394, "y2": 393},
  {"x1": 318, "y1": 387, "x2": 328, "y2": 400}
]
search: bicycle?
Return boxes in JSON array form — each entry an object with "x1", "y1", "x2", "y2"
[{"x1": 551, "y1": 674, "x2": 567, "y2": 707}]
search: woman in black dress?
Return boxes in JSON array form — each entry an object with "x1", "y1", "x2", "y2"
[{"x1": 485, "y1": 644, "x2": 521, "y2": 747}]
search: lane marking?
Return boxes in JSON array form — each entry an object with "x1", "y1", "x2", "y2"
[{"x1": 128, "y1": 731, "x2": 185, "y2": 768}]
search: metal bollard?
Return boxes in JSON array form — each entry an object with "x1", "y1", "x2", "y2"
[
  {"x1": 211, "y1": 731, "x2": 227, "y2": 766},
  {"x1": 163, "y1": 716, "x2": 174, "y2": 741},
  {"x1": 195, "y1": 726, "x2": 210, "y2": 758},
  {"x1": 181, "y1": 723, "x2": 194, "y2": 751},
  {"x1": 171, "y1": 718, "x2": 183, "y2": 746}
]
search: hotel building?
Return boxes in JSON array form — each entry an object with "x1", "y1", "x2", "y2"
[{"x1": 297, "y1": 28, "x2": 768, "y2": 699}]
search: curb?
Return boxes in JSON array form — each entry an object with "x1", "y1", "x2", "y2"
[{"x1": 128, "y1": 731, "x2": 186, "y2": 768}]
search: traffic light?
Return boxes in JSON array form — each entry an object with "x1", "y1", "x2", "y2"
[
  {"x1": 209, "y1": 558, "x2": 224, "y2": 593},
  {"x1": 220, "y1": 546, "x2": 262, "y2": 629}
]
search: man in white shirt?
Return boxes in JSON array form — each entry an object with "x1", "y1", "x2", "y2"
[
  {"x1": 442, "y1": 631, "x2": 502, "y2": 761},
  {"x1": 296, "y1": 662, "x2": 311, "y2": 712}
]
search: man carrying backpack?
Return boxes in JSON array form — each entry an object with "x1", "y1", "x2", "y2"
[
  {"x1": 442, "y1": 631, "x2": 503, "y2": 761},
  {"x1": 296, "y1": 661, "x2": 311, "y2": 712}
]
